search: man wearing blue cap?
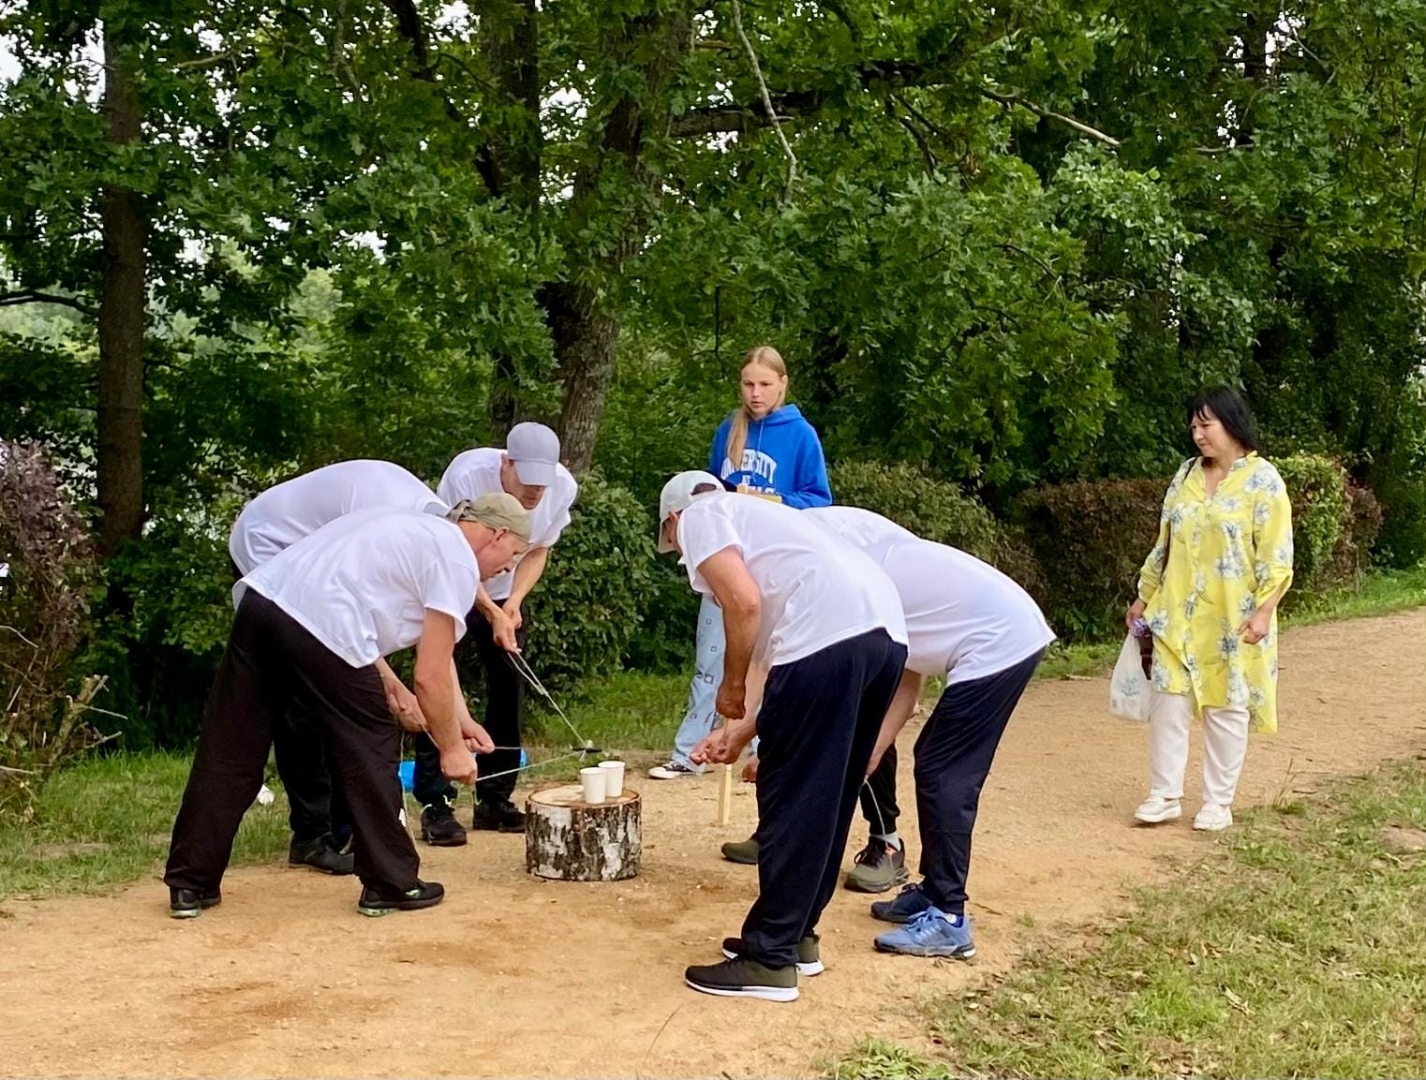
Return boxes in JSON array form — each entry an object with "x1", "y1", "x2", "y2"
[{"x1": 411, "y1": 422, "x2": 580, "y2": 844}]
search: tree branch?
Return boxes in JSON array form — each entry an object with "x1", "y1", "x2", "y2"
[
  {"x1": 889, "y1": 99, "x2": 936, "y2": 174},
  {"x1": 731, "y1": 0, "x2": 797, "y2": 201},
  {"x1": 976, "y1": 86, "x2": 1121, "y2": 149},
  {"x1": 0, "y1": 290, "x2": 97, "y2": 317}
]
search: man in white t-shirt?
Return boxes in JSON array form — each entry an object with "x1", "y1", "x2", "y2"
[
  {"x1": 805, "y1": 506, "x2": 1055, "y2": 961},
  {"x1": 657, "y1": 472, "x2": 908, "y2": 1002},
  {"x1": 165, "y1": 495, "x2": 531, "y2": 920},
  {"x1": 228, "y1": 459, "x2": 451, "y2": 877},
  {"x1": 413, "y1": 422, "x2": 580, "y2": 843}
]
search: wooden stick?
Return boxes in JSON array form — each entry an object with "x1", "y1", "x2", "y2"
[{"x1": 716, "y1": 763, "x2": 734, "y2": 825}]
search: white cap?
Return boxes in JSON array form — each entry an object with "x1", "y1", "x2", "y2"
[
  {"x1": 657, "y1": 470, "x2": 723, "y2": 553},
  {"x1": 505, "y1": 422, "x2": 561, "y2": 487}
]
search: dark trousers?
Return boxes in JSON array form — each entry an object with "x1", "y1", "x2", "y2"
[
  {"x1": 230, "y1": 559, "x2": 348, "y2": 847},
  {"x1": 412, "y1": 606, "x2": 528, "y2": 809},
  {"x1": 273, "y1": 704, "x2": 350, "y2": 846},
  {"x1": 860, "y1": 746, "x2": 899, "y2": 836},
  {"x1": 741, "y1": 629, "x2": 907, "y2": 969},
  {"x1": 914, "y1": 649, "x2": 1044, "y2": 915},
  {"x1": 165, "y1": 592, "x2": 420, "y2": 894}
]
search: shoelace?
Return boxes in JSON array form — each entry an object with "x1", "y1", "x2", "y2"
[{"x1": 854, "y1": 841, "x2": 888, "y2": 867}]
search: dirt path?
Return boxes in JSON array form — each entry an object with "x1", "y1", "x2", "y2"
[{"x1": 2, "y1": 611, "x2": 1423, "y2": 1079}]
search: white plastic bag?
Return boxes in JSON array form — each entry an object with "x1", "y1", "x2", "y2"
[{"x1": 1109, "y1": 635, "x2": 1151, "y2": 722}]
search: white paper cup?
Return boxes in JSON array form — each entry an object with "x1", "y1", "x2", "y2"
[
  {"x1": 598, "y1": 760, "x2": 625, "y2": 797},
  {"x1": 580, "y1": 766, "x2": 606, "y2": 804}
]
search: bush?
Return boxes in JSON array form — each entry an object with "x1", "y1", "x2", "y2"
[
  {"x1": 1327, "y1": 482, "x2": 1383, "y2": 585},
  {"x1": 828, "y1": 461, "x2": 1042, "y2": 591},
  {"x1": 0, "y1": 441, "x2": 107, "y2": 820},
  {"x1": 523, "y1": 471, "x2": 657, "y2": 696},
  {"x1": 1013, "y1": 477, "x2": 1166, "y2": 641},
  {"x1": 1275, "y1": 453, "x2": 1349, "y2": 598}
]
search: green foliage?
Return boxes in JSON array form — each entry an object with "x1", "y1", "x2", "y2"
[
  {"x1": 1013, "y1": 477, "x2": 1166, "y2": 641},
  {"x1": 1275, "y1": 453, "x2": 1349, "y2": 598},
  {"x1": 522, "y1": 472, "x2": 657, "y2": 694}
]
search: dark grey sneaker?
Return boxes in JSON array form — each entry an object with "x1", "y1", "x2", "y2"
[
  {"x1": 289, "y1": 834, "x2": 355, "y2": 875},
  {"x1": 356, "y1": 879, "x2": 445, "y2": 917},
  {"x1": 720, "y1": 836, "x2": 759, "y2": 865},
  {"x1": 870, "y1": 881, "x2": 934, "y2": 924},
  {"x1": 844, "y1": 837, "x2": 908, "y2": 893},
  {"x1": 721, "y1": 934, "x2": 823, "y2": 976},
  {"x1": 684, "y1": 956, "x2": 798, "y2": 1002},
  {"x1": 168, "y1": 887, "x2": 221, "y2": 919},
  {"x1": 420, "y1": 803, "x2": 468, "y2": 846}
]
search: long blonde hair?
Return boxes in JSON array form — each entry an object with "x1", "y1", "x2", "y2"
[{"x1": 726, "y1": 345, "x2": 789, "y2": 474}]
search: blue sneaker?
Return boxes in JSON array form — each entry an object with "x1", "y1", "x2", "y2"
[
  {"x1": 874, "y1": 907, "x2": 976, "y2": 959},
  {"x1": 870, "y1": 882, "x2": 933, "y2": 924}
]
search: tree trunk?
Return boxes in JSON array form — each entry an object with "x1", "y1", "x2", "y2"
[
  {"x1": 544, "y1": 281, "x2": 619, "y2": 475},
  {"x1": 96, "y1": 31, "x2": 146, "y2": 556},
  {"x1": 525, "y1": 784, "x2": 641, "y2": 881}
]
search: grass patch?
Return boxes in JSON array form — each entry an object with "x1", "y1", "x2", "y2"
[
  {"x1": 0, "y1": 752, "x2": 289, "y2": 901},
  {"x1": 832, "y1": 760, "x2": 1426, "y2": 1079}
]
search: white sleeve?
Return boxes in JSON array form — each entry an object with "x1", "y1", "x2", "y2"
[
  {"x1": 420, "y1": 556, "x2": 478, "y2": 643},
  {"x1": 678, "y1": 504, "x2": 743, "y2": 593}
]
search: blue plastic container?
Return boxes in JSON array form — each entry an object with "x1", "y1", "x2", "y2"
[{"x1": 398, "y1": 749, "x2": 527, "y2": 793}]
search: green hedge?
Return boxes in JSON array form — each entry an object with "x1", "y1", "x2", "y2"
[
  {"x1": 1275, "y1": 453, "x2": 1349, "y2": 596},
  {"x1": 1013, "y1": 478, "x2": 1165, "y2": 641}
]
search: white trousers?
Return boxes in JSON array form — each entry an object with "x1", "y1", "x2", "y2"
[{"x1": 1147, "y1": 690, "x2": 1250, "y2": 807}]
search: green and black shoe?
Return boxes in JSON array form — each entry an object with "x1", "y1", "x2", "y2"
[
  {"x1": 721, "y1": 933, "x2": 823, "y2": 976},
  {"x1": 684, "y1": 956, "x2": 798, "y2": 1002},
  {"x1": 356, "y1": 879, "x2": 445, "y2": 917},
  {"x1": 720, "y1": 836, "x2": 759, "y2": 865}
]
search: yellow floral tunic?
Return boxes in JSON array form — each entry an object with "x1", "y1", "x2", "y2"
[{"x1": 1136, "y1": 453, "x2": 1294, "y2": 733}]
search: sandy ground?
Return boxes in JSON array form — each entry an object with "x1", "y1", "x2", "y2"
[{"x1": 1, "y1": 610, "x2": 1422, "y2": 1079}]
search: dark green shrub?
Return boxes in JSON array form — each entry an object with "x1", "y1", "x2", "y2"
[
  {"x1": 523, "y1": 471, "x2": 656, "y2": 695},
  {"x1": 1327, "y1": 483, "x2": 1383, "y2": 584},
  {"x1": 1013, "y1": 478, "x2": 1165, "y2": 641},
  {"x1": 1275, "y1": 453, "x2": 1348, "y2": 597}
]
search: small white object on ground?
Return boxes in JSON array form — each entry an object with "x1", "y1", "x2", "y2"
[{"x1": 255, "y1": 784, "x2": 276, "y2": 806}]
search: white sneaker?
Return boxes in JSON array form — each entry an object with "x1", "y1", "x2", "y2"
[
  {"x1": 1193, "y1": 804, "x2": 1233, "y2": 831},
  {"x1": 1133, "y1": 795, "x2": 1182, "y2": 824},
  {"x1": 648, "y1": 760, "x2": 700, "y2": 780}
]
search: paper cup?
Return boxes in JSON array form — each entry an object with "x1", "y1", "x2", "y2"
[
  {"x1": 580, "y1": 766, "x2": 606, "y2": 805},
  {"x1": 598, "y1": 760, "x2": 625, "y2": 797}
]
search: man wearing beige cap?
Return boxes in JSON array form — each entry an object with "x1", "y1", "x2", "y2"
[
  {"x1": 165, "y1": 495, "x2": 530, "y2": 919},
  {"x1": 414, "y1": 422, "x2": 579, "y2": 842}
]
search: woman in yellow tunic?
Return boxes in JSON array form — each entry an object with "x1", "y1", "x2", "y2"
[{"x1": 1125, "y1": 387, "x2": 1294, "y2": 832}]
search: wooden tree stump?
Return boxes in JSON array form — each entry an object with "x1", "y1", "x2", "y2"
[{"x1": 525, "y1": 785, "x2": 641, "y2": 881}]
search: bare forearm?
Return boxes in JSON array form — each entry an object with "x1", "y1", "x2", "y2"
[
  {"x1": 876, "y1": 671, "x2": 924, "y2": 748},
  {"x1": 415, "y1": 668, "x2": 461, "y2": 752},
  {"x1": 507, "y1": 546, "x2": 549, "y2": 607},
  {"x1": 721, "y1": 605, "x2": 758, "y2": 691},
  {"x1": 473, "y1": 584, "x2": 502, "y2": 622}
]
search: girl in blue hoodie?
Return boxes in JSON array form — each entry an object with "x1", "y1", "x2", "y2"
[{"x1": 650, "y1": 346, "x2": 833, "y2": 778}]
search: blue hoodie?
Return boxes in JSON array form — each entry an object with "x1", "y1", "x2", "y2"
[{"x1": 708, "y1": 404, "x2": 833, "y2": 509}]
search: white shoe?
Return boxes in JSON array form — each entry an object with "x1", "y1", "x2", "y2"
[
  {"x1": 1193, "y1": 804, "x2": 1233, "y2": 831},
  {"x1": 648, "y1": 760, "x2": 700, "y2": 780},
  {"x1": 1133, "y1": 795, "x2": 1182, "y2": 824}
]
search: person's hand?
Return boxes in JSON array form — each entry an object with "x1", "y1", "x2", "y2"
[
  {"x1": 1125, "y1": 598, "x2": 1147, "y2": 633},
  {"x1": 1238, "y1": 607, "x2": 1272, "y2": 645},
  {"x1": 488, "y1": 605, "x2": 520, "y2": 653},
  {"x1": 384, "y1": 679, "x2": 427, "y2": 733},
  {"x1": 691, "y1": 729, "x2": 738, "y2": 766},
  {"x1": 740, "y1": 756, "x2": 759, "y2": 783},
  {"x1": 440, "y1": 744, "x2": 478, "y2": 785},
  {"x1": 503, "y1": 600, "x2": 524, "y2": 633},
  {"x1": 716, "y1": 680, "x2": 747, "y2": 722},
  {"x1": 458, "y1": 715, "x2": 495, "y2": 754}
]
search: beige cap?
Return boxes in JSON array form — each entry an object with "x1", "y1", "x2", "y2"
[{"x1": 448, "y1": 493, "x2": 532, "y2": 543}]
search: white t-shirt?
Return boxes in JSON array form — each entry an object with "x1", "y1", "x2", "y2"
[
  {"x1": 676, "y1": 493, "x2": 907, "y2": 668},
  {"x1": 229, "y1": 460, "x2": 448, "y2": 576},
  {"x1": 235, "y1": 509, "x2": 479, "y2": 669},
  {"x1": 437, "y1": 447, "x2": 579, "y2": 602},
  {"x1": 806, "y1": 506, "x2": 1055, "y2": 683}
]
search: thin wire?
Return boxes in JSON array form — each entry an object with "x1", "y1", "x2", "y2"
[
  {"x1": 473, "y1": 748, "x2": 589, "y2": 785},
  {"x1": 506, "y1": 650, "x2": 590, "y2": 748}
]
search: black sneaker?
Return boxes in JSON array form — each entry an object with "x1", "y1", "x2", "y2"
[
  {"x1": 870, "y1": 881, "x2": 935, "y2": 924},
  {"x1": 169, "y1": 887, "x2": 222, "y2": 919},
  {"x1": 472, "y1": 800, "x2": 526, "y2": 833},
  {"x1": 356, "y1": 879, "x2": 445, "y2": 917},
  {"x1": 289, "y1": 834, "x2": 356, "y2": 875},
  {"x1": 684, "y1": 956, "x2": 798, "y2": 1002},
  {"x1": 721, "y1": 933, "x2": 823, "y2": 976},
  {"x1": 420, "y1": 803, "x2": 468, "y2": 846}
]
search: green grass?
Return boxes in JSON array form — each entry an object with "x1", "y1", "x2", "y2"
[
  {"x1": 0, "y1": 752, "x2": 289, "y2": 900},
  {"x1": 832, "y1": 760, "x2": 1426, "y2": 1079}
]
